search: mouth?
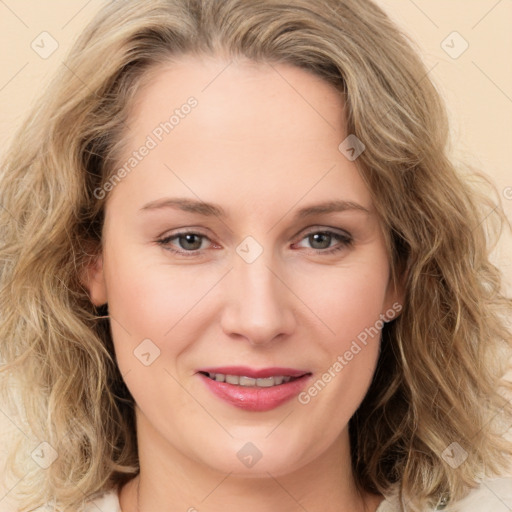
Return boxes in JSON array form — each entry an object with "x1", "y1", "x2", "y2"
[
  {"x1": 198, "y1": 371, "x2": 303, "y2": 387},
  {"x1": 196, "y1": 366, "x2": 312, "y2": 411}
]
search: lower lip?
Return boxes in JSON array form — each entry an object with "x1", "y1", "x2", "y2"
[{"x1": 198, "y1": 373, "x2": 311, "y2": 412}]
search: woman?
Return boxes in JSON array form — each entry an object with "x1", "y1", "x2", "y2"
[{"x1": 1, "y1": 1, "x2": 511, "y2": 511}]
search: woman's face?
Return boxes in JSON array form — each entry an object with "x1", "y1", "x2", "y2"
[{"x1": 85, "y1": 55, "x2": 401, "y2": 477}]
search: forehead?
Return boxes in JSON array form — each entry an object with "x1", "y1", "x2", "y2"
[
  {"x1": 128, "y1": 54, "x2": 346, "y2": 141},
  {"x1": 106, "y1": 55, "x2": 373, "y2": 217}
]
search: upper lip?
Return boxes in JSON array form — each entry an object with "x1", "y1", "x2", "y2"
[{"x1": 197, "y1": 366, "x2": 310, "y2": 378}]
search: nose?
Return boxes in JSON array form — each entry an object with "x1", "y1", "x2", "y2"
[{"x1": 219, "y1": 253, "x2": 296, "y2": 346}]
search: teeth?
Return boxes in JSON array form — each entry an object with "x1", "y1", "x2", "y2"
[
  {"x1": 206, "y1": 373, "x2": 296, "y2": 387},
  {"x1": 225, "y1": 374, "x2": 239, "y2": 385},
  {"x1": 256, "y1": 377, "x2": 275, "y2": 387},
  {"x1": 239, "y1": 376, "x2": 256, "y2": 386}
]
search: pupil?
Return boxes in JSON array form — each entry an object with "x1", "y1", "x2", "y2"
[
  {"x1": 180, "y1": 234, "x2": 202, "y2": 250},
  {"x1": 310, "y1": 232, "x2": 331, "y2": 249}
]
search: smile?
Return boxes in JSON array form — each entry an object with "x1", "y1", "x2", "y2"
[
  {"x1": 199, "y1": 372, "x2": 299, "y2": 387},
  {"x1": 196, "y1": 366, "x2": 312, "y2": 411}
]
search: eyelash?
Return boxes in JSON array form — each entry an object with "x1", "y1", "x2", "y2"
[{"x1": 156, "y1": 228, "x2": 353, "y2": 257}]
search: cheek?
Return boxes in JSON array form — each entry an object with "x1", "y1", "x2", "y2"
[
  {"x1": 292, "y1": 254, "x2": 390, "y2": 404},
  {"x1": 294, "y1": 260, "x2": 390, "y2": 345},
  {"x1": 103, "y1": 249, "x2": 205, "y2": 372},
  {"x1": 294, "y1": 268, "x2": 387, "y2": 432},
  {"x1": 103, "y1": 257, "x2": 207, "y2": 421}
]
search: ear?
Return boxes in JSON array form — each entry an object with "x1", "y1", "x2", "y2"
[
  {"x1": 382, "y1": 271, "x2": 405, "y2": 322},
  {"x1": 80, "y1": 251, "x2": 108, "y2": 307}
]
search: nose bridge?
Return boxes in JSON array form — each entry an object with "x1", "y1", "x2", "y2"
[
  {"x1": 220, "y1": 246, "x2": 295, "y2": 344},
  {"x1": 239, "y1": 254, "x2": 278, "y2": 307}
]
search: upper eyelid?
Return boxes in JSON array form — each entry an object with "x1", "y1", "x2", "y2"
[
  {"x1": 299, "y1": 226, "x2": 351, "y2": 237},
  {"x1": 160, "y1": 225, "x2": 351, "y2": 239}
]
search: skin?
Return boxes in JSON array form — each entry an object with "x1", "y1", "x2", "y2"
[{"x1": 83, "y1": 55, "x2": 402, "y2": 512}]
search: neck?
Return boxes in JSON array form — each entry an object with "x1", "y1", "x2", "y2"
[{"x1": 119, "y1": 409, "x2": 383, "y2": 512}]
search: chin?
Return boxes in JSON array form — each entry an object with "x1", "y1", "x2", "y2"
[{"x1": 193, "y1": 435, "x2": 315, "y2": 479}]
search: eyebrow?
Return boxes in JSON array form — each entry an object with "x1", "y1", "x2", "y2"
[{"x1": 139, "y1": 197, "x2": 370, "y2": 219}]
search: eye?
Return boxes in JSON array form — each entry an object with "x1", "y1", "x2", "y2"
[
  {"x1": 156, "y1": 231, "x2": 213, "y2": 256},
  {"x1": 156, "y1": 228, "x2": 353, "y2": 257},
  {"x1": 294, "y1": 229, "x2": 353, "y2": 254}
]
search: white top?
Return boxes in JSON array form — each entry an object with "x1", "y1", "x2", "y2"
[{"x1": 81, "y1": 477, "x2": 512, "y2": 512}]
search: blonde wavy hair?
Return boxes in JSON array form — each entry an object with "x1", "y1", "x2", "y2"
[{"x1": 1, "y1": 0, "x2": 511, "y2": 510}]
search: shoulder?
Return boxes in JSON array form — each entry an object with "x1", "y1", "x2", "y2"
[
  {"x1": 84, "y1": 490, "x2": 121, "y2": 512},
  {"x1": 377, "y1": 476, "x2": 512, "y2": 511},
  {"x1": 30, "y1": 489, "x2": 121, "y2": 512},
  {"x1": 451, "y1": 476, "x2": 512, "y2": 511}
]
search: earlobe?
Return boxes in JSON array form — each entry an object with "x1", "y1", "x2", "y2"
[
  {"x1": 383, "y1": 275, "x2": 405, "y2": 322},
  {"x1": 382, "y1": 300, "x2": 403, "y2": 323},
  {"x1": 80, "y1": 252, "x2": 108, "y2": 307}
]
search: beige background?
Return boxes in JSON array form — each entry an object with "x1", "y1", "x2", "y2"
[{"x1": 0, "y1": 0, "x2": 511, "y2": 508}]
